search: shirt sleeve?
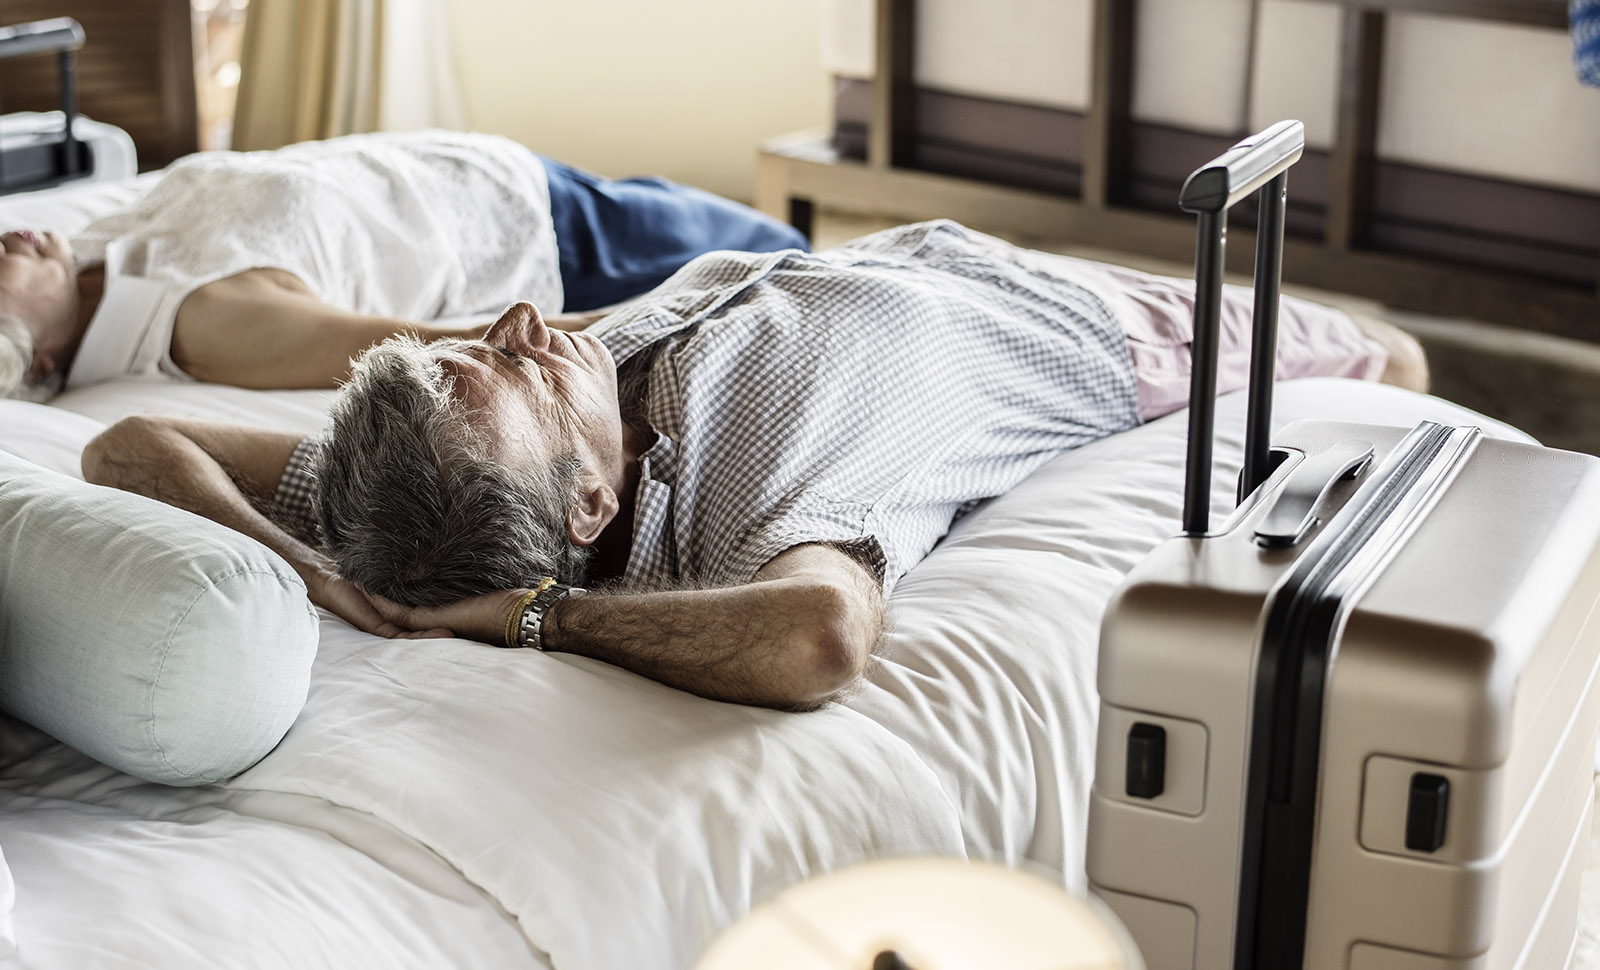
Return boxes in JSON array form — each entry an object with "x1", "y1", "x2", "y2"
[
  {"x1": 271, "y1": 434, "x2": 324, "y2": 547},
  {"x1": 821, "y1": 536, "x2": 888, "y2": 586},
  {"x1": 720, "y1": 499, "x2": 890, "y2": 591}
]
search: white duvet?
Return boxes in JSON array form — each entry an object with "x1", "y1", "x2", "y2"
[{"x1": 0, "y1": 374, "x2": 1530, "y2": 970}]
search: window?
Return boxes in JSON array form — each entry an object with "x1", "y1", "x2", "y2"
[{"x1": 192, "y1": 0, "x2": 247, "y2": 150}]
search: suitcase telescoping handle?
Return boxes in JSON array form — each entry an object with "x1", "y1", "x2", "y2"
[{"x1": 1178, "y1": 119, "x2": 1305, "y2": 536}]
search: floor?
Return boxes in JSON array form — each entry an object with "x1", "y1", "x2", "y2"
[{"x1": 813, "y1": 210, "x2": 1600, "y2": 964}]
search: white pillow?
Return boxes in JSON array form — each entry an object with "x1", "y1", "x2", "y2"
[{"x1": 0, "y1": 447, "x2": 318, "y2": 785}]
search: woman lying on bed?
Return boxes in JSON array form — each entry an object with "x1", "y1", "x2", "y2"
[{"x1": 0, "y1": 129, "x2": 807, "y2": 398}]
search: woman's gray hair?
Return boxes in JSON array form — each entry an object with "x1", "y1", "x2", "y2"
[
  {"x1": 0, "y1": 314, "x2": 34, "y2": 399},
  {"x1": 313, "y1": 336, "x2": 591, "y2": 607}
]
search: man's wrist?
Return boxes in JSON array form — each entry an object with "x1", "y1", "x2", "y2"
[
  {"x1": 542, "y1": 590, "x2": 576, "y2": 652},
  {"x1": 295, "y1": 559, "x2": 342, "y2": 599},
  {"x1": 501, "y1": 587, "x2": 541, "y2": 648},
  {"x1": 504, "y1": 580, "x2": 585, "y2": 651}
]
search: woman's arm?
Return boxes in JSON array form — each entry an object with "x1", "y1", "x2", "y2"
[
  {"x1": 171, "y1": 270, "x2": 617, "y2": 389},
  {"x1": 171, "y1": 270, "x2": 497, "y2": 389},
  {"x1": 545, "y1": 309, "x2": 611, "y2": 331}
]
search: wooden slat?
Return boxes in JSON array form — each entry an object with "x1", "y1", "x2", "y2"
[
  {"x1": 0, "y1": 0, "x2": 197, "y2": 170},
  {"x1": 1082, "y1": 0, "x2": 1134, "y2": 209},
  {"x1": 867, "y1": 0, "x2": 914, "y2": 170},
  {"x1": 754, "y1": 133, "x2": 816, "y2": 240},
  {"x1": 1282, "y1": 0, "x2": 1567, "y2": 28},
  {"x1": 1325, "y1": 7, "x2": 1384, "y2": 251}
]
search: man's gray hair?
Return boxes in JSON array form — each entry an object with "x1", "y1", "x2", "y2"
[{"x1": 314, "y1": 336, "x2": 592, "y2": 607}]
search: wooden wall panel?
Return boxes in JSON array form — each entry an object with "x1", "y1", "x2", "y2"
[{"x1": 0, "y1": 0, "x2": 197, "y2": 170}]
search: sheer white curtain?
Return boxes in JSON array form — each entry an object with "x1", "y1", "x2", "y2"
[{"x1": 232, "y1": 0, "x2": 467, "y2": 151}]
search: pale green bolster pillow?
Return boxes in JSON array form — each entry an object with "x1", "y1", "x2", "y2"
[{"x1": 0, "y1": 449, "x2": 318, "y2": 785}]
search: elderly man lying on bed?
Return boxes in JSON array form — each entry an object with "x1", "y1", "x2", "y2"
[
  {"x1": 82, "y1": 220, "x2": 1427, "y2": 711},
  {"x1": 0, "y1": 129, "x2": 805, "y2": 398}
]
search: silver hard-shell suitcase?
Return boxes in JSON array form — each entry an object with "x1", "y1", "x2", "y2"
[{"x1": 1086, "y1": 121, "x2": 1600, "y2": 970}]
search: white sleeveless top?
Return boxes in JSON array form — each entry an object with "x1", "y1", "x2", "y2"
[{"x1": 69, "y1": 129, "x2": 562, "y2": 386}]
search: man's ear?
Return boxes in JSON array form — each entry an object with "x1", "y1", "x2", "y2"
[{"x1": 567, "y1": 481, "x2": 619, "y2": 546}]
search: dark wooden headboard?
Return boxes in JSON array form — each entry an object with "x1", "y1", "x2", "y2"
[
  {"x1": 757, "y1": 0, "x2": 1598, "y2": 342},
  {"x1": 0, "y1": 0, "x2": 196, "y2": 171}
]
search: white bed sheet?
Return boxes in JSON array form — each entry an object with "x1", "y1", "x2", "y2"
[
  {"x1": 4, "y1": 384, "x2": 969, "y2": 970},
  {"x1": 0, "y1": 376, "x2": 1530, "y2": 969},
  {"x1": 0, "y1": 155, "x2": 1544, "y2": 970}
]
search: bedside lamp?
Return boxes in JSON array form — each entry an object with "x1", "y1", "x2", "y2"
[{"x1": 695, "y1": 858, "x2": 1143, "y2": 970}]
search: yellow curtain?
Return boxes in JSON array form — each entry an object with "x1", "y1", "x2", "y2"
[{"x1": 232, "y1": 0, "x2": 466, "y2": 151}]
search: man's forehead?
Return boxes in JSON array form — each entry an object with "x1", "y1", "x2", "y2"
[
  {"x1": 428, "y1": 338, "x2": 480, "y2": 369},
  {"x1": 429, "y1": 343, "x2": 557, "y2": 461},
  {"x1": 432, "y1": 349, "x2": 492, "y2": 409}
]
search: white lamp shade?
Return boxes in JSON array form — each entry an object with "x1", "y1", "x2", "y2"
[{"x1": 696, "y1": 858, "x2": 1143, "y2": 970}]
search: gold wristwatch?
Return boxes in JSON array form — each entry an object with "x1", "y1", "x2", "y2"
[{"x1": 510, "y1": 580, "x2": 586, "y2": 651}]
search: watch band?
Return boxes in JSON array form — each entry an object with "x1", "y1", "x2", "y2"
[
  {"x1": 513, "y1": 579, "x2": 586, "y2": 652},
  {"x1": 502, "y1": 582, "x2": 549, "y2": 649}
]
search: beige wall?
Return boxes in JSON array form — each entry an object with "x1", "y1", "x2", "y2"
[{"x1": 449, "y1": 0, "x2": 830, "y2": 202}]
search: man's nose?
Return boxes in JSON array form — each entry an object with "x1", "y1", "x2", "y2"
[{"x1": 485, "y1": 301, "x2": 550, "y2": 353}]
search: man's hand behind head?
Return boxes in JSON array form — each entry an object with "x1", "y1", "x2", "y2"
[
  {"x1": 367, "y1": 587, "x2": 531, "y2": 646},
  {"x1": 309, "y1": 570, "x2": 456, "y2": 640}
]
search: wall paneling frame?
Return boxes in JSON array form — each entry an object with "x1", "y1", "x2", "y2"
[{"x1": 756, "y1": 0, "x2": 1598, "y2": 341}]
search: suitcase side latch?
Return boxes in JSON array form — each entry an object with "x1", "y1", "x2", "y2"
[{"x1": 1254, "y1": 439, "x2": 1375, "y2": 548}]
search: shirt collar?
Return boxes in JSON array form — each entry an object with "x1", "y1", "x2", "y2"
[{"x1": 622, "y1": 433, "x2": 679, "y2": 586}]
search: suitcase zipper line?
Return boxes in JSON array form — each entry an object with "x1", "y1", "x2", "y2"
[{"x1": 1235, "y1": 421, "x2": 1478, "y2": 970}]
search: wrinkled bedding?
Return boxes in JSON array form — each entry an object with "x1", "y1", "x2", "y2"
[
  {"x1": 1, "y1": 145, "x2": 1549, "y2": 970},
  {"x1": 0, "y1": 375, "x2": 1528, "y2": 969}
]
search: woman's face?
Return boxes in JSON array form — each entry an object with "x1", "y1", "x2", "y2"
[{"x1": 0, "y1": 229, "x2": 80, "y2": 381}]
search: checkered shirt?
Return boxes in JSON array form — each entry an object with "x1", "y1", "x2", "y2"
[
  {"x1": 589, "y1": 220, "x2": 1139, "y2": 591},
  {"x1": 273, "y1": 220, "x2": 1141, "y2": 593},
  {"x1": 272, "y1": 435, "x2": 323, "y2": 546}
]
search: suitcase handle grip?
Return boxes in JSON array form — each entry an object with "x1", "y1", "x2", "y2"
[
  {"x1": 1178, "y1": 120, "x2": 1306, "y2": 215},
  {"x1": 1179, "y1": 120, "x2": 1306, "y2": 536},
  {"x1": 1254, "y1": 439, "x2": 1374, "y2": 548},
  {"x1": 0, "y1": 18, "x2": 84, "y2": 61}
]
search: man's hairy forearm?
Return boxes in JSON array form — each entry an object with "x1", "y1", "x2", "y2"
[
  {"x1": 544, "y1": 565, "x2": 884, "y2": 710},
  {"x1": 86, "y1": 417, "x2": 462, "y2": 642},
  {"x1": 81, "y1": 417, "x2": 329, "y2": 584}
]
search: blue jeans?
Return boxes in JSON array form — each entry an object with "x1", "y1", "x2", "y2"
[{"x1": 540, "y1": 155, "x2": 810, "y2": 312}]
